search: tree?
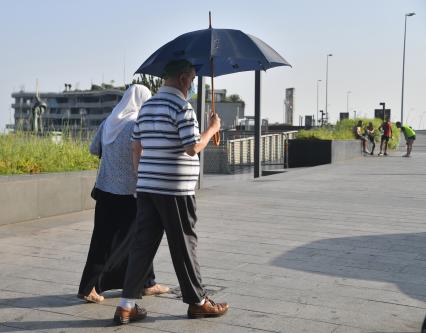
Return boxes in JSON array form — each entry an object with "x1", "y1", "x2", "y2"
[
  {"x1": 132, "y1": 74, "x2": 164, "y2": 94},
  {"x1": 228, "y1": 94, "x2": 242, "y2": 102}
]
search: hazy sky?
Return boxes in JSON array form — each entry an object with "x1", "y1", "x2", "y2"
[{"x1": 1, "y1": 0, "x2": 425, "y2": 130}]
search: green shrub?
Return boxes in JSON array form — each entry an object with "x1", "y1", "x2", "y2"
[
  {"x1": 296, "y1": 118, "x2": 400, "y2": 149},
  {"x1": 0, "y1": 132, "x2": 98, "y2": 175}
]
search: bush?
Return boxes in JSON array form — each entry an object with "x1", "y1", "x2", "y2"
[
  {"x1": 296, "y1": 118, "x2": 400, "y2": 149},
  {"x1": 0, "y1": 132, "x2": 98, "y2": 175}
]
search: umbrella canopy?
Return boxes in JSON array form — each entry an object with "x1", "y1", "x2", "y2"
[{"x1": 135, "y1": 28, "x2": 291, "y2": 77}]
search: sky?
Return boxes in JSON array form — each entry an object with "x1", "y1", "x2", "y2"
[{"x1": 1, "y1": 0, "x2": 425, "y2": 131}]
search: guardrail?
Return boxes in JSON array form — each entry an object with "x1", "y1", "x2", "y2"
[{"x1": 227, "y1": 131, "x2": 298, "y2": 167}]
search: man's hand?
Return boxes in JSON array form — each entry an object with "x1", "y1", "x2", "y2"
[
  {"x1": 209, "y1": 112, "x2": 221, "y2": 133},
  {"x1": 184, "y1": 113, "x2": 221, "y2": 156}
]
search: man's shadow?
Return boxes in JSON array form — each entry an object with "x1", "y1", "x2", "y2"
[
  {"x1": 0, "y1": 292, "x2": 186, "y2": 332},
  {"x1": 0, "y1": 316, "x2": 183, "y2": 332},
  {"x1": 271, "y1": 232, "x2": 426, "y2": 302}
]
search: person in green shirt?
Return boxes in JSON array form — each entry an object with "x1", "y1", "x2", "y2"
[{"x1": 396, "y1": 121, "x2": 416, "y2": 157}]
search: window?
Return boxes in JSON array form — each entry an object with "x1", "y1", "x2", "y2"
[
  {"x1": 101, "y1": 94, "x2": 119, "y2": 102},
  {"x1": 87, "y1": 108, "x2": 103, "y2": 115},
  {"x1": 80, "y1": 96, "x2": 100, "y2": 103},
  {"x1": 56, "y1": 97, "x2": 69, "y2": 104}
]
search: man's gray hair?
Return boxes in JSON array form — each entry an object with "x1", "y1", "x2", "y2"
[{"x1": 163, "y1": 59, "x2": 195, "y2": 79}]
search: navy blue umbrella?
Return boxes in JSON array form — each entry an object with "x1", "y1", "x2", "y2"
[
  {"x1": 135, "y1": 28, "x2": 291, "y2": 77},
  {"x1": 135, "y1": 14, "x2": 291, "y2": 145}
]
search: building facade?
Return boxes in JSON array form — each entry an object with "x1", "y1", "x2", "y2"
[
  {"x1": 191, "y1": 89, "x2": 245, "y2": 130},
  {"x1": 285, "y1": 88, "x2": 295, "y2": 125},
  {"x1": 11, "y1": 85, "x2": 125, "y2": 132},
  {"x1": 12, "y1": 86, "x2": 246, "y2": 133}
]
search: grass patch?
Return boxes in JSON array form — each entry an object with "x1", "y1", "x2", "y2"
[
  {"x1": 296, "y1": 118, "x2": 400, "y2": 149},
  {"x1": 0, "y1": 132, "x2": 98, "y2": 175}
]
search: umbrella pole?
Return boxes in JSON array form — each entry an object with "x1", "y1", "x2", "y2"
[
  {"x1": 210, "y1": 59, "x2": 220, "y2": 146},
  {"x1": 209, "y1": 12, "x2": 220, "y2": 146}
]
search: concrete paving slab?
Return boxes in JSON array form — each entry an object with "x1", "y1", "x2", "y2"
[{"x1": 1, "y1": 135, "x2": 426, "y2": 332}]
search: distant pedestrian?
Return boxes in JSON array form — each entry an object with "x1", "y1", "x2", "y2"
[
  {"x1": 365, "y1": 122, "x2": 376, "y2": 155},
  {"x1": 396, "y1": 121, "x2": 416, "y2": 157},
  {"x1": 378, "y1": 117, "x2": 392, "y2": 156},
  {"x1": 78, "y1": 85, "x2": 169, "y2": 304},
  {"x1": 354, "y1": 120, "x2": 368, "y2": 154},
  {"x1": 113, "y1": 60, "x2": 228, "y2": 325}
]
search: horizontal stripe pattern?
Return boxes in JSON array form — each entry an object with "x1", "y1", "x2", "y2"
[{"x1": 132, "y1": 87, "x2": 201, "y2": 196}]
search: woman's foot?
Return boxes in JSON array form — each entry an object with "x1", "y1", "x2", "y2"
[
  {"x1": 78, "y1": 287, "x2": 104, "y2": 303},
  {"x1": 143, "y1": 284, "x2": 170, "y2": 296}
]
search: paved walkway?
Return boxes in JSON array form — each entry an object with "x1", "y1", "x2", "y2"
[{"x1": 1, "y1": 135, "x2": 426, "y2": 333}]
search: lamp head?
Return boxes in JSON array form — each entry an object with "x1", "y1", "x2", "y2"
[{"x1": 406, "y1": 12, "x2": 415, "y2": 16}]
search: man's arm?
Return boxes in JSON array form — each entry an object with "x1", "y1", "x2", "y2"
[
  {"x1": 185, "y1": 113, "x2": 221, "y2": 156},
  {"x1": 132, "y1": 140, "x2": 142, "y2": 173}
]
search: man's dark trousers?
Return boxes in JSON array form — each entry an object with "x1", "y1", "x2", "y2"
[{"x1": 122, "y1": 192, "x2": 206, "y2": 304}]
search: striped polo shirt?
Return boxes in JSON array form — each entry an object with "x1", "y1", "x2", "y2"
[{"x1": 132, "y1": 86, "x2": 201, "y2": 196}]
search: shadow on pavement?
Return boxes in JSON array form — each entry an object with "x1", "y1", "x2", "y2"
[
  {"x1": 0, "y1": 293, "x2": 117, "y2": 309},
  {"x1": 0, "y1": 315, "x2": 184, "y2": 332},
  {"x1": 271, "y1": 232, "x2": 426, "y2": 302}
]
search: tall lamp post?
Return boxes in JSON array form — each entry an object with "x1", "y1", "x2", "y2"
[
  {"x1": 325, "y1": 54, "x2": 332, "y2": 120},
  {"x1": 346, "y1": 91, "x2": 351, "y2": 114},
  {"x1": 316, "y1": 80, "x2": 322, "y2": 126},
  {"x1": 401, "y1": 12, "x2": 415, "y2": 125}
]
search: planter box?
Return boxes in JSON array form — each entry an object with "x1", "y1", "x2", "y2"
[
  {"x1": 0, "y1": 170, "x2": 96, "y2": 225},
  {"x1": 288, "y1": 139, "x2": 361, "y2": 167}
]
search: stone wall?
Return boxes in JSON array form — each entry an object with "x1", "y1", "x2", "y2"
[
  {"x1": 203, "y1": 145, "x2": 231, "y2": 174},
  {"x1": 0, "y1": 171, "x2": 96, "y2": 225},
  {"x1": 331, "y1": 140, "x2": 362, "y2": 163}
]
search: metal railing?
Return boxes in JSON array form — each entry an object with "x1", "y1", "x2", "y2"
[{"x1": 227, "y1": 131, "x2": 298, "y2": 168}]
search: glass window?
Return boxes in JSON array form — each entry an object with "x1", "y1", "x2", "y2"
[
  {"x1": 56, "y1": 97, "x2": 68, "y2": 104},
  {"x1": 101, "y1": 94, "x2": 119, "y2": 102}
]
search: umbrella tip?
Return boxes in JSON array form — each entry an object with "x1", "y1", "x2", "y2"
[{"x1": 209, "y1": 11, "x2": 212, "y2": 28}]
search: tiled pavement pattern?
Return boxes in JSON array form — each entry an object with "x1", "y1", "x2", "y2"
[{"x1": 1, "y1": 133, "x2": 425, "y2": 333}]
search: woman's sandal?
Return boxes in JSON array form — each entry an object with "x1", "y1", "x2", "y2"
[{"x1": 77, "y1": 291, "x2": 104, "y2": 304}]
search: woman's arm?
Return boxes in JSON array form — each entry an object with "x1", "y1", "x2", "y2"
[
  {"x1": 132, "y1": 140, "x2": 143, "y2": 174},
  {"x1": 89, "y1": 122, "x2": 104, "y2": 156}
]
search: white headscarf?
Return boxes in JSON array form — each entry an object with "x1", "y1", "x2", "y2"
[{"x1": 102, "y1": 84, "x2": 152, "y2": 145}]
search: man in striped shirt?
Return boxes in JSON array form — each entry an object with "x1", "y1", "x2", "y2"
[{"x1": 113, "y1": 60, "x2": 229, "y2": 324}]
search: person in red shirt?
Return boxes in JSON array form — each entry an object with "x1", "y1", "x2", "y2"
[{"x1": 378, "y1": 117, "x2": 392, "y2": 156}]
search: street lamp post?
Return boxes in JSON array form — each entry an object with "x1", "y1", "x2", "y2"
[
  {"x1": 401, "y1": 12, "x2": 415, "y2": 125},
  {"x1": 346, "y1": 91, "x2": 351, "y2": 114},
  {"x1": 325, "y1": 54, "x2": 332, "y2": 119},
  {"x1": 316, "y1": 80, "x2": 322, "y2": 127}
]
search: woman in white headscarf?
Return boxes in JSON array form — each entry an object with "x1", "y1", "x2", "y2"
[{"x1": 78, "y1": 84, "x2": 169, "y2": 303}]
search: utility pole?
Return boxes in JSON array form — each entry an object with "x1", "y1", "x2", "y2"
[{"x1": 400, "y1": 12, "x2": 415, "y2": 124}]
